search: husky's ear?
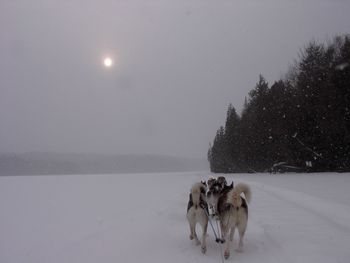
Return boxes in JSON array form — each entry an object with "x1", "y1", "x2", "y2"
[
  {"x1": 201, "y1": 180, "x2": 207, "y2": 186},
  {"x1": 229, "y1": 182, "x2": 234, "y2": 188}
]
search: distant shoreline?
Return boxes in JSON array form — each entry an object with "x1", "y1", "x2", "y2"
[{"x1": 0, "y1": 153, "x2": 208, "y2": 176}]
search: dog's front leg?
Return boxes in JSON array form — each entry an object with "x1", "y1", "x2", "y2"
[
  {"x1": 224, "y1": 232, "x2": 231, "y2": 259},
  {"x1": 230, "y1": 226, "x2": 235, "y2": 242},
  {"x1": 220, "y1": 220, "x2": 231, "y2": 259},
  {"x1": 201, "y1": 221, "x2": 208, "y2": 254}
]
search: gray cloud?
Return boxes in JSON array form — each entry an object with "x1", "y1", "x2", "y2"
[{"x1": 1, "y1": 0, "x2": 349, "y2": 158}]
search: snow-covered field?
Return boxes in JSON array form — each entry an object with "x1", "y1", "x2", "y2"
[{"x1": 1, "y1": 172, "x2": 350, "y2": 263}]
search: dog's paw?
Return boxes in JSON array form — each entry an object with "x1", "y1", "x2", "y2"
[
  {"x1": 201, "y1": 246, "x2": 207, "y2": 254},
  {"x1": 189, "y1": 234, "x2": 194, "y2": 240},
  {"x1": 224, "y1": 250, "x2": 230, "y2": 259},
  {"x1": 236, "y1": 241, "x2": 244, "y2": 252},
  {"x1": 235, "y1": 243, "x2": 244, "y2": 253}
]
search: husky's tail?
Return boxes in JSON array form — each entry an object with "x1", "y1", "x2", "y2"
[
  {"x1": 191, "y1": 182, "x2": 205, "y2": 208},
  {"x1": 227, "y1": 183, "x2": 251, "y2": 207}
]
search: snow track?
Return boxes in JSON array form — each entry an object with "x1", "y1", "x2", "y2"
[
  {"x1": 246, "y1": 181, "x2": 350, "y2": 263},
  {"x1": 1, "y1": 172, "x2": 350, "y2": 263}
]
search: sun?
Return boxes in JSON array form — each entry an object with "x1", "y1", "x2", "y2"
[{"x1": 103, "y1": 57, "x2": 113, "y2": 68}]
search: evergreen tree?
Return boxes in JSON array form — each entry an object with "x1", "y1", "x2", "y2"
[
  {"x1": 209, "y1": 34, "x2": 350, "y2": 173},
  {"x1": 224, "y1": 104, "x2": 241, "y2": 172},
  {"x1": 209, "y1": 126, "x2": 229, "y2": 173}
]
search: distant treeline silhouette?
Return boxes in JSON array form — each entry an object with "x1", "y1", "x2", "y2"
[
  {"x1": 208, "y1": 35, "x2": 350, "y2": 173},
  {"x1": 0, "y1": 153, "x2": 208, "y2": 175}
]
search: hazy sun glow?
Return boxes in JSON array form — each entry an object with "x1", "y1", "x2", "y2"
[{"x1": 103, "y1": 57, "x2": 113, "y2": 67}]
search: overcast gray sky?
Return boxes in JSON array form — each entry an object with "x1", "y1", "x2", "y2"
[{"x1": 1, "y1": 0, "x2": 349, "y2": 158}]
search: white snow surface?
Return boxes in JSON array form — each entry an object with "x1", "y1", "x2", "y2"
[{"x1": 1, "y1": 172, "x2": 350, "y2": 263}]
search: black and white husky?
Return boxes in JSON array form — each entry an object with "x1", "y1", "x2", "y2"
[
  {"x1": 206, "y1": 176, "x2": 229, "y2": 218},
  {"x1": 186, "y1": 181, "x2": 208, "y2": 254},
  {"x1": 218, "y1": 183, "x2": 251, "y2": 259}
]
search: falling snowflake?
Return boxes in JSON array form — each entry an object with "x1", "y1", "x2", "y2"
[{"x1": 335, "y1": 63, "x2": 349, "y2": 71}]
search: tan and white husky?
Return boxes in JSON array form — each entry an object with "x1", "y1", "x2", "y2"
[
  {"x1": 186, "y1": 181, "x2": 208, "y2": 254},
  {"x1": 218, "y1": 182, "x2": 251, "y2": 259}
]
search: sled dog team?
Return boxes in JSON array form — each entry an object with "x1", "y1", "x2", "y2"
[{"x1": 186, "y1": 176, "x2": 251, "y2": 259}]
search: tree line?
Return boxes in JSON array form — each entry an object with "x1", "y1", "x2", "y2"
[{"x1": 208, "y1": 35, "x2": 350, "y2": 173}]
